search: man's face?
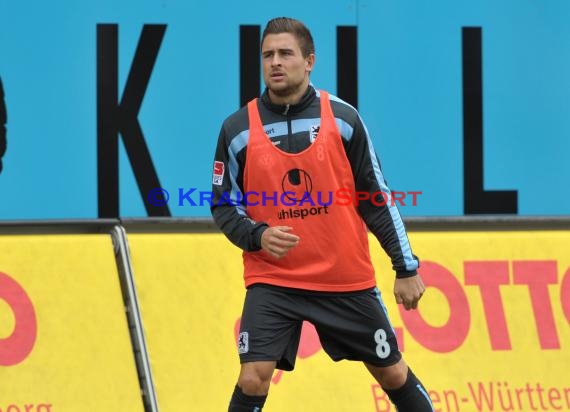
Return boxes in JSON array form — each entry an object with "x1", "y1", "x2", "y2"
[{"x1": 261, "y1": 33, "x2": 314, "y2": 102}]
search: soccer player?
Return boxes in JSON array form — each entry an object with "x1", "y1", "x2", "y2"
[{"x1": 211, "y1": 17, "x2": 434, "y2": 412}]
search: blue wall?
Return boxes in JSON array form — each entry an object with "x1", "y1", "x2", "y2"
[{"x1": 1, "y1": 0, "x2": 569, "y2": 218}]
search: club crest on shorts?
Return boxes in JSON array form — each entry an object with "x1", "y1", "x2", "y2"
[
  {"x1": 309, "y1": 125, "x2": 320, "y2": 143},
  {"x1": 237, "y1": 331, "x2": 249, "y2": 354}
]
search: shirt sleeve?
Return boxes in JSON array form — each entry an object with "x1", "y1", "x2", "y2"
[
  {"x1": 210, "y1": 122, "x2": 268, "y2": 251},
  {"x1": 345, "y1": 114, "x2": 420, "y2": 278}
]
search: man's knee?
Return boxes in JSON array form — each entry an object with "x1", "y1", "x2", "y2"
[
  {"x1": 238, "y1": 374, "x2": 270, "y2": 395},
  {"x1": 237, "y1": 361, "x2": 276, "y2": 395},
  {"x1": 365, "y1": 359, "x2": 408, "y2": 390}
]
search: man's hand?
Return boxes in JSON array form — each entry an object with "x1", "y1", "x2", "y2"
[
  {"x1": 394, "y1": 275, "x2": 426, "y2": 310},
  {"x1": 261, "y1": 226, "x2": 300, "y2": 258}
]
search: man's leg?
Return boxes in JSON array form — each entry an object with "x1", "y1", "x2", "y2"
[
  {"x1": 230, "y1": 286, "x2": 303, "y2": 411},
  {"x1": 365, "y1": 358, "x2": 434, "y2": 412},
  {"x1": 228, "y1": 359, "x2": 276, "y2": 411}
]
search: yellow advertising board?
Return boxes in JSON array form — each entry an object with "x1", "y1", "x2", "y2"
[
  {"x1": 128, "y1": 231, "x2": 570, "y2": 411},
  {"x1": 0, "y1": 235, "x2": 144, "y2": 412}
]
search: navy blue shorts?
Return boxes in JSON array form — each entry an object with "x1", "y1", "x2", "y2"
[{"x1": 236, "y1": 284, "x2": 402, "y2": 371}]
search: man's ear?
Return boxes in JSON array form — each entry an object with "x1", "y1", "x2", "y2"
[{"x1": 306, "y1": 53, "x2": 315, "y2": 74}]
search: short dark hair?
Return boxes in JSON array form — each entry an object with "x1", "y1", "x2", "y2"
[{"x1": 261, "y1": 17, "x2": 315, "y2": 57}]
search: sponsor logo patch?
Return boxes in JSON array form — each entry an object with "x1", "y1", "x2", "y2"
[{"x1": 212, "y1": 161, "x2": 224, "y2": 186}]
